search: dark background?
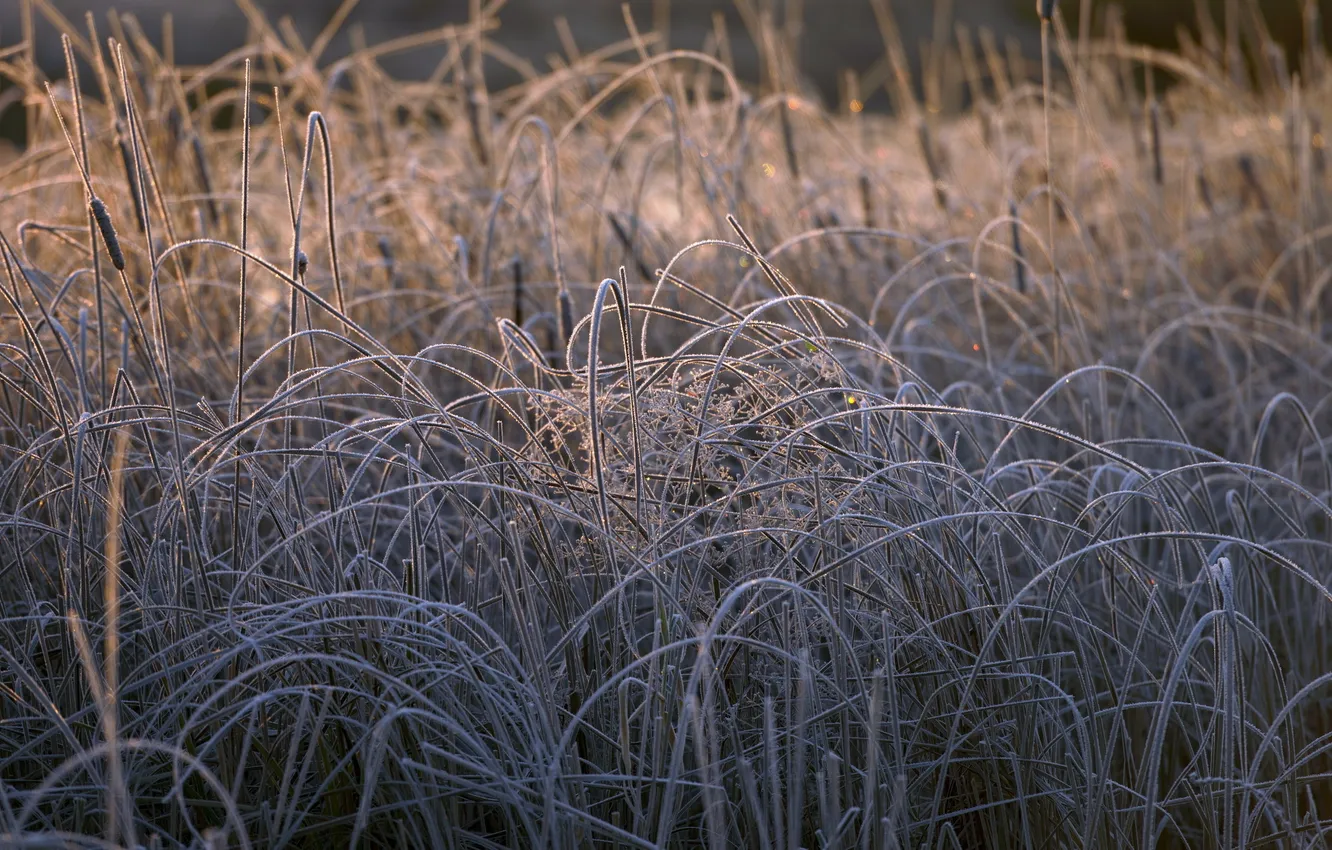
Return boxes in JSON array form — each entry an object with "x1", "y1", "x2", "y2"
[{"x1": 3, "y1": 0, "x2": 1038, "y2": 92}]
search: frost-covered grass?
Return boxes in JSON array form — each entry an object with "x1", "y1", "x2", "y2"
[{"x1": 2, "y1": 2, "x2": 1332, "y2": 847}]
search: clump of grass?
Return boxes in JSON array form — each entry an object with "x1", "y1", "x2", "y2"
[{"x1": 2, "y1": 2, "x2": 1332, "y2": 848}]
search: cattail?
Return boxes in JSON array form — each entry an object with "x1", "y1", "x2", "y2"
[
  {"x1": 461, "y1": 69, "x2": 490, "y2": 169},
  {"x1": 979, "y1": 102, "x2": 996, "y2": 152},
  {"x1": 1267, "y1": 43, "x2": 1290, "y2": 92},
  {"x1": 1038, "y1": 0, "x2": 1057, "y2": 22},
  {"x1": 558, "y1": 287, "x2": 575, "y2": 349},
  {"x1": 1197, "y1": 162, "x2": 1215, "y2": 212},
  {"x1": 917, "y1": 121, "x2": 948, "y2": 209},
  {"x1": 1312, "y1": 117, "x2": 1326, "y2": 176},
  {"x1": 1010, "y1": 199, "x2": 1027, "y2": 294},
  {"x1": 90, "y1": 196, "x2": 125, "y2": 271},
  {"x1": 859, "y1": 173, "x2": 874, "y2": 227},
  {"x1": 1238, "y1": 154, "x2": 1271, "y2": 214},
  {"x1": 114, "y1": 133, "x2": 146, "y2": 234},
  {"x1": 191, "y1": 132, "x2": 219, "y2": 225},
  {"x1": 780, "y1": 100, "x2": 800, "y2": 181},
  {"x1": 606, "y1": 212, "x2": 654, "y2": 283},
  {"x1": 453, "y1": 235, "x2": 471, "y2": 283},
  {"x1": 511, "y1": 257, "x2": 524, "y2": 327},
  {"x1": 165, "y1": 104, "x2": 183, "y2": 150},
  {"x1": 817, "y1": 209, "x2": 864, "y2": 266},
  {"x1": 1307, "y1": 1, "x2": 1325, "y2": 79},
  {"x1": 1149, "y1": 101, "x2": 1165, "y2": 187}
]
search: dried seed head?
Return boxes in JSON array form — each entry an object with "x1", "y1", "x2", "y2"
[
  {"x1": 90, "y1": 196, "x2": 125, "y2": 271},
  {"x1": 1038, "y1": 0, "x2": 1057, "y2": 22},
  {"x1": 296, "y1": 251, "x2": 309, "y2": 277}
]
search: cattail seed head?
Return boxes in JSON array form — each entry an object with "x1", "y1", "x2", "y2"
[
  {"x1": 377, "y1": 237, "x2": 396, "y2": 285},
  {"x1": 558, "y1": 288, "x2": 575, "y2": 348},
  {"x1": 859, "y1": 173, "x2": 874, "y2": 227},
  {"x1": 1009, "y1": 199, "x2": 1027, "y2": 294},
  {"x1": 191, "y1": 133, "x2": 219, "y2": 225},
  {"x1": 1038, "y1": 0, "x2": 1057, "y2": 22},
  {"x1": 917, "y1": 121, "x2": 948, "y2": 210},
  {"x1": 1149, "y1": 102, "x2": 1165, "y2": 187},
  {"x1": 1238, "y1": 153, "x2": 1257, "y2": 181},
  {"x1": 1197, "y1": 163, "x2": 1215, "y2": 212},
  {"x1": 1237, "y1": 153, "x2": 1274, "y2": 215},
  {"x1": 511, "y1": 257, "x2": 525, "y2": 327},
  {"x1": 1312, "y1": 117, "x2": 1326, "y2": 175},
  {"x1": 780, "y1": 102, "x2": 800, "y2": 181},
  {"x1": 90, "y1": 196, "x2": 125, "y2": 271},
  {"x1": 114, "y1": 133, "x2": 146, "y2": 234}
]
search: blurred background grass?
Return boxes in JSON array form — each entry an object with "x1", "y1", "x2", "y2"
[{"x1": 1, "y1": 0, "x2": 1328, "y2": 144}]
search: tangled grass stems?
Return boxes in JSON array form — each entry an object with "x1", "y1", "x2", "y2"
[{"x1": 2, "y1": 2, "x2": 1332, "y2": 847}]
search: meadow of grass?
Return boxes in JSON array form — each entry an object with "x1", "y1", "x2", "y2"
[{"x1": 1, "y1": 0, "x2": 1332, "y2": 847}]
